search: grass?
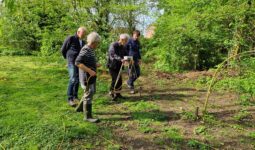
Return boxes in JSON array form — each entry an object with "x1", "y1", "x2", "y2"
[
  {"x1": 194, "y1": 126, "x2": 207, "y2": 135},
  {"x1": 187, "y1": 139, "x2": 210, "y2": 150},
  {"x1": 0, "y1": 56, "x2": 103, "y2": 149},
  {"x1": 233, "y1": 109, "x2": 252, "y2": 122},
  {"x1": 1, "y1": 56, "x2": 255, "y2": 149},
  {"x1": 163, "y1": 127, "x2": 184, "y2": 143}
]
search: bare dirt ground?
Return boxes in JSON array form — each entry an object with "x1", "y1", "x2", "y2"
[{"x1": 97, "y1": 65, "x2": 255, "y2": 149}]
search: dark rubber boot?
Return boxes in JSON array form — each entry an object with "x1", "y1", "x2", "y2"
[{"x1": 84, "y1": 103, "x2": 99, "y2": 123}]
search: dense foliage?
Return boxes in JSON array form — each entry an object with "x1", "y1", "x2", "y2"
[
  {"x1": 149, "y1": 0, "x2": 255, "y2": 71},
  {"x1": 0, "y1": 0, "x2": 254, "y2": 71},
  {"x1": 0, "y1": 0, "x2": 150, "y2": 56}
]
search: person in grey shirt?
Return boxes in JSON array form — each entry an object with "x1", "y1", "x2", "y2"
[
  {"x1": 75, "y1": 32, "x2": 101, "y2": 123},
  {"x1": 106, "y1": 34, "x2": 129, "y2": 101}
]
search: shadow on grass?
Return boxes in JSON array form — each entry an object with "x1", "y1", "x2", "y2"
[
  {"x1": 122, "y1": 93, "x2": 193, "y2": 102},
  {"x1": 208, "y1": 109, "x2": 255, "y2": 128},
  {"x1": 141, "y1": 88, "x2": 206, "y2": 93},
  {"x1": 97, "y1": 110, "x2": 181, "y2": 122}
]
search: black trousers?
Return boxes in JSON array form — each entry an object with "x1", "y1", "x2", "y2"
[{"x1": 109, "y1": 68, "x2": 122, "y2": 92}]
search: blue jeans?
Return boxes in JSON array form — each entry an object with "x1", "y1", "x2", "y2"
[
  {"x1": 67, "y1": 63, "x2": 79, "y2": 101},
  {"x1": 127, "y1": 64, "x2": 140, "y2": 89}
]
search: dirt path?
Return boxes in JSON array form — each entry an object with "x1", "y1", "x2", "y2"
[{"x1": 97, "y1": 67, "x2": 255, "y2": 149}]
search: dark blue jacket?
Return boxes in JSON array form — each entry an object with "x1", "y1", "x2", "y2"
[
  {"x1": 127, "y1": 38, "x2": 141, "y2": 64},
  {"x1": 61, "y1": 34, "x2": 85, "y2": 64}
]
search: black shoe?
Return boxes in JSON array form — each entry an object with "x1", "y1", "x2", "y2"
[
  {"x1": 111, "y1": 95, "x2": 118, "y2": 101},
  {"x1": 68, "y1": 100, "x2": 77, "y2": 107},
  {"x1": 109, "y1": 91, "x2": 118, "y2": 101},
  {"x1": 116, "y1": 94, "x2": 126, "y2": 99}
]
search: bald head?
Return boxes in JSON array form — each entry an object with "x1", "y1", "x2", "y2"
[{"x1": 77, "y1": 27, "x2": 87, "y2": 39}]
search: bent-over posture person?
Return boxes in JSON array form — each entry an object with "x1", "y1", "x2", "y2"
[
  {"x1": 75, "y1": 32, "x2": 101, "y2": 123},
  {"x1": 61, "y1": 27, "x2": 87, "y2": 107},
  {"x1": 107, "y1": 34, "x2": 129, "y2": 101}
]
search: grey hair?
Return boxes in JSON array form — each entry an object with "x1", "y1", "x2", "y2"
[
  {"x1": 87, "y1": 32, "x2": 101, "y2": 45},
  {"x1": 119, "y1": 33, "x2": 130, "y2": 40},
  {"x1": 77, "y1": 26, "x2": 87, "y2": 32}
]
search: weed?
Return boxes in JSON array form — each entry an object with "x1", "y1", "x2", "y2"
[
  {"x1": 233, "y1": 109, "x2": 252, "y2": 122},
  {"x1": 163, "y1": 127, "x2": 184, "y2": 143},
  {"x1": 194, "y1": 126, "x2": 207, "y2": 135},
  {"x1": 187, "y1": 139, "x2": 210, "y2": 150},
  {"x1": 181, "y1": 111, "x2": 197, "y2": 121},
  {"x1": 138, "y1": 119, "x2": 155, "y2": 133},
  {"x1": 202, "y1": 114, "x2": 218, "y2": 125}
]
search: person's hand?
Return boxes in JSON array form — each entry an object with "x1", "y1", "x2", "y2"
[
  {"x1": 96, "y1": 63, "x2": 102, "y2": 67},
  {"x1": 88, "y1": 69, "x2": 96, "y2": 77},
  {"x1": 130, "y1": 60, "x2": 134, "y2": 65}
]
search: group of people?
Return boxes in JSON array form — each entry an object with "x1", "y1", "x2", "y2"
[{"x1": 61, "y1": 27, "x2": 142, "y2": 123}]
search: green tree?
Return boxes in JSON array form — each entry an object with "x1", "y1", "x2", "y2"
[
  {"x1": 0, "y1": 0, "x2": 152, "y2": 56},
  {"x1": 151, "y1": 0, "x2": 255, "y2": 71}
]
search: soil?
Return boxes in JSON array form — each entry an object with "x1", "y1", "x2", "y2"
[{"x1": 97, "y1": 66, "x2": 255, "y2": 149}]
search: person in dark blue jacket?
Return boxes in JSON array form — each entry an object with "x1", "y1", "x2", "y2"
[
  {"x1": 61, "y1": 27, "x2": 86, "y2": 107},
  {"x1": 127, "y1": 30, "x2": 142, "y2": 94}
]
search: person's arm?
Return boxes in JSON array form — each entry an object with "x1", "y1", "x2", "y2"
[
  {"x1": 75, "y1": 50, "x2": 96, "y2": 76},
  {"x1": 124, "y1": 44, "x2": 129, "y2": 56},
  {"x1": 126, "y1": 40, "x2": 131, "y2": 56},
  {"x1": 109, "y1": 43, "x2": 122, "y2": 61},
  {"x1": 79, "y1": 68, "x2": 86, "y2": 90},
  {"x1": 61, "y1": 36, "x2": 72, "y2": 59},
  {"x1": 137, "y1": 41, "x2": 142, "y2": 64},
  {"x1": 76, "y1": 63, "x2": 96, "y2": 77},
  {"x1": 138, "y1": 50, "x2": 142, "y2": 60},
  {"x1": 138, "y1": 41, "x2": 142, "y2": 60}
]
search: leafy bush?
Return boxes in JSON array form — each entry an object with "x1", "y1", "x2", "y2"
[
  {"x1": 215, "y1": 57, "x2": 255, "y2": 106},
  {"x1": 0, "y1": 0, "x2": 152, "y2": 59},
  {"x1": 0, "y1": 47, "x2": 32, "y2": 56},
  {"x1": 152, "y1": 0, "x2": 255, "y2": 72}
]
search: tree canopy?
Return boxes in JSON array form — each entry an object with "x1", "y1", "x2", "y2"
[{"x1": 0, "y1": 0, "x2": 254, "y2": 71}]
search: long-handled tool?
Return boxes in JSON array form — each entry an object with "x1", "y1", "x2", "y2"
[{"x1": 111, "y1": 56, "x2": 142, "y2": 96}]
